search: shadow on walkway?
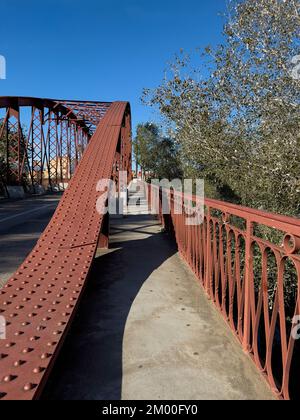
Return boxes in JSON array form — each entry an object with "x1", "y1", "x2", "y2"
[{"x1": 42, "y1": 216, "x2": 176, "y2": 400}]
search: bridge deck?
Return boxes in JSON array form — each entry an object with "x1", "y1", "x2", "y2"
[{"x1": 42, "y1": 214, "x2": 274, "y2": 400}]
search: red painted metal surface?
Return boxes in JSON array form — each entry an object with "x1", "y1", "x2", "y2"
[
  {"x1": 54, "y1": 100, "x2": 112, "y2": 133},
  {"x1": 0, "y1": 97, "x2": 112, "y2": 195},
  {"x1": 0, "y1": 100, "x2": 132, "y2": 400},
  {"x1": 154, "y1": 188, "x2": 300, "y2": 400}
]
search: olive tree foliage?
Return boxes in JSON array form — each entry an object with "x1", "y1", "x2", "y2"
[
  {"x1": 133, "y1": 123, "x2": 182, "y2": 180},
  {"x1": 143, "y1": 0, "x2": 300, "y2": 216}
]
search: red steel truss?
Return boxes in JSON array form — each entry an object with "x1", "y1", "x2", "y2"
[
  {"x1": 0, "y1": 99, "x2": 132, "y2": 400},
  {"x1": 54, "y1": 100, "x2": 112, "y2": 134},
  {"x1": 0, "y1": 97, "x2": 112, "y2": 194}
]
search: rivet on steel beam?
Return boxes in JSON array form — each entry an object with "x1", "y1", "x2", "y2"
[
  {"x1": 22, "y1": 348, "x2": 34, "y2": 354},
  {"x1": 37, "y1": 326, "x2": 46, "y2": 331},
  {"x1": 29, "y1": 336, "x2": 40, "y2": 342},
  {"x1": 41, "y1": 353, "x2": 52, "y2": 360},
  {"x1": 14, "y1": 360, "x2": 26, "y2": 367},
  {"x1": 33, "y1": 367, "x2": 45, "y2": 374},
  {"x1": 23, "y1": 383, "x2": 37, "y2": 392},
  {"x1": 2, "y1": 375, "x2": 17, "y2": 383}
]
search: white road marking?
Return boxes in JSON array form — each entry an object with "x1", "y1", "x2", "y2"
[{"x1": 0, "y1": 203, "x2": 56, "y2": 224}]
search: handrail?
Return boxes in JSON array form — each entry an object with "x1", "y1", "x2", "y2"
[
  {"x1": 153, "y1": 185, "x2": 300, "y2": 400},
  {"x1": 154, "y1": 185, "x2": 300, "y2": 235}
]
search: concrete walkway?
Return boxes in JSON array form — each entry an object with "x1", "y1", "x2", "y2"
[{"x1": 42, "y1": 214, "x2": 274, "y2": 400}]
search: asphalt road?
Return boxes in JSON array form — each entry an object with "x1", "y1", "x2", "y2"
[{"x1": 0, "y1": 194, "x2": 61, "y2": 287}]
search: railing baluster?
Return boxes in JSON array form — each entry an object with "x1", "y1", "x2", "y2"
[
  {"x1": 243, "y1": 220, "x2": 254, "y2": 352},
  {"x1": 152, "y1": 183, "x2": 300, "y2": 400}
]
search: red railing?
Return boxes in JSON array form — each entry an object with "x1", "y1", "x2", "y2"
[{"x1": 153, "y1": 187, "x2": 300, "y2": 400}]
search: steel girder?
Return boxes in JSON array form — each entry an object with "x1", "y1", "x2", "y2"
[
  {"x1": 0, "y1": 97, "x2": 110, "y2": 193},
  {"x1": 0, "y1": 100, "x2": 132, "y2": 400}
]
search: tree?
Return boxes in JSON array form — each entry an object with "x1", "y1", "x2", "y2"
[
  {"x1": 143, "y1": 0, "x2": 300, "y2": 216},
  {"x1": 134, "y1": 123, "x2": 182, "y2": 180}
]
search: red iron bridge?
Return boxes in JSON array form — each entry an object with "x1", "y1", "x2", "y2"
[{"x1": 0, "y1": 97, "x2": 299, "y2": 400}]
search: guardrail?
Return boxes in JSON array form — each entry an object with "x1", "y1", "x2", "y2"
[{"x1": 153, "y1": 187, "x2": 300, "y2": 400}]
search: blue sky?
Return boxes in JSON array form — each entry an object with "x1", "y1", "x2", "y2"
[{"x1": 0, "y1": 0, "x2": 226, "y2": 132}]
